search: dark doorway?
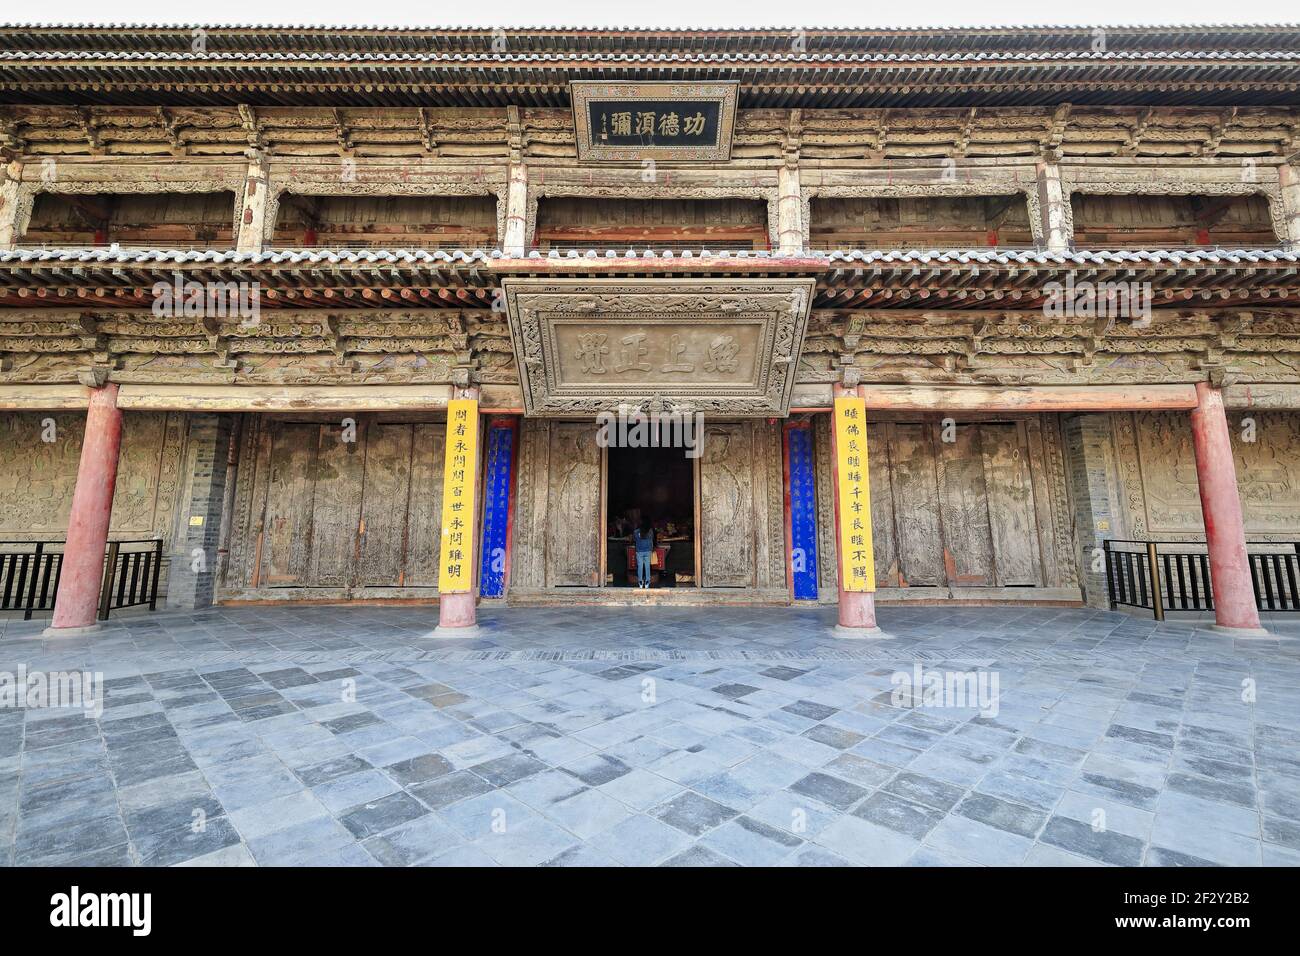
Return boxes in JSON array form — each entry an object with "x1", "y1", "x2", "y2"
[{"x1": 605, "y1": 445, "x2": 697, "y2": 587}]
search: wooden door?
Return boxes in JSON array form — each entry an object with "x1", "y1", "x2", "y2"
[
  {"x1": 700, "y1": 423, "x2": 755, "y2": 588},
  {"x1": 545, "y1": 422, "x2": 601, "y2": 587},
  {"x1": 887, "y1": 423, "x2": 945, "y2": 587},
  {"x1": 357, "y1": 423, "x2": 414, "y2": 587},
  {"x1": 402, "y1": 423, "x2": 445, "y2": 588},
  {"x1": 261, "y1": 423, "x2": 319, "y2": 586},
  {"x1": 307, "y1": 423, "x2": 365, "y2": 587},
  {"x1": 935, "y1": 423, "x2": 997, "y2": 587},
  {"x1": 980, "y1": 422, "x2": 1043, "y2": 586},
  {"x1": 865, "y1": 421, "x2": 900, "y2": 588}
]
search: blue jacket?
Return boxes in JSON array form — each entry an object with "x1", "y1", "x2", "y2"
[{"x1": 633, "y1": 528, "x2": 654, "y2": 554}]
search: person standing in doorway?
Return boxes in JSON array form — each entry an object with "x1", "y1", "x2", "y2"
[{"x1": 633, "y1": 517, "x2": 655, "y2": 589}]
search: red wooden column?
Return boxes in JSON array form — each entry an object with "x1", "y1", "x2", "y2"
[
  {"x1": 45, "y1": 384, "x2": 123, "y2": 636},
  {"x1": 1190, "y1": 382, "x2": 1267, "y2": 635},
  {"x1": 432, "y1": 385, "x2": 483, "y2": 637},
  {"x1": 830, "y1": 383, "x2": 882, "y2": 636}
]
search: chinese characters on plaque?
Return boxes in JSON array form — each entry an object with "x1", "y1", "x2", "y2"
[
  {"x1": 833, "y1": 395, "x2": 876, "y2": 592},
  {"x1": 438, "y1": 398, "x2": 479, "y2": 593},
  {"x1": 591, "y1": 102, "x2": 718, "y2": 146},
  {"x1": 570, "y1": 82, "x2": 738, "y2": 162},
  {"x1": 573, "y1": 331, "x2": 741, "y2": 377}
]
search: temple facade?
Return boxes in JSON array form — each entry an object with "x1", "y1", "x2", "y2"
[{"x1": 2, "y1": 23, "x2": 1299, "y2": 635}]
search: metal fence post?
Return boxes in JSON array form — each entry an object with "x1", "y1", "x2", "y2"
[
  {"x1": 1147, "y1": 541, "x2": 1165, "y2": 622},
  {"x1": 97, "y1": 541, "x2": 120, "y2": 621},
  {"x1": 149, "y1": 538, "x2": 163, "y2": 610}
]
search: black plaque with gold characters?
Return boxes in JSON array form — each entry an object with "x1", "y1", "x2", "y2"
[{"x1": 571, "y1": 81, "x2": 738, "y2": 163}]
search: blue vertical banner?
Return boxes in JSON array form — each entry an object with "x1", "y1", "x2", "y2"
[
  {"x1": 785, "y1": 425, "x2": 819, "y2": 601},
  {"x1": 477, "y1": 422, "x2": 516, "y2": 599}
]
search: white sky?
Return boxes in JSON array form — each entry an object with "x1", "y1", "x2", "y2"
[{"x1": 0, "y1": 2, "x2": 1289, "y2": 31}]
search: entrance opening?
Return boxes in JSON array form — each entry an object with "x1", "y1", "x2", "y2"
[{"x1": 605, "y1": 444, "x2": 697, "y2": 588}]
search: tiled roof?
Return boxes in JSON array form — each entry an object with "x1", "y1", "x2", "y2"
[
  {"x1": 3, "y1": 48, "x2": 1296, "y2": 64},
  {"x1": 2, "y1": 247, "x2": 1298, "y2": 266}
]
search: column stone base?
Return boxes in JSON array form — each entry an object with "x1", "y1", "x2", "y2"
[
  {"x1": 41, "y1": 623, "x2": 103, "y2": 638},
  {"x1": 426, "y1": 625, "x2": 482, "y2": 639},
  {"x1": 832, "y1": 624, "x2": 889, "y2": 640},
  {"x1": 1206, "y1": 624, "x2": 1273, "y2": 639}
]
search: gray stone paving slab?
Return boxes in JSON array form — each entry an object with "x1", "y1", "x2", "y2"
[{"x1": 2, "y1": 603, "x2": 1299, "y2": 866}]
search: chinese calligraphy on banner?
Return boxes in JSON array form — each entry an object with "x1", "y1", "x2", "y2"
[
  {"x1": 786, "y1": 425, "x2": 819, "y2": 601},
  {"x1": 477, "y1": 422, "x2": 515, "y2": 599},
  {"x1": 438, "y1": 399, "x2": 480, "y2": 593},
  {"x1": 833, "y1": 395, "x2": 876, "y2": 592}
]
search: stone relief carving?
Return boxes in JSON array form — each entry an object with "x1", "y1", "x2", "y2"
[
  {"x1": 0, "y1": 410, "x2": 183, "y2": 540},
  {"x1": 1117, "y1": 409, "x2": 1300, "y2": 539},
  {"x1": 501, "y1": 278, "x2": 815, "y2": 416}
]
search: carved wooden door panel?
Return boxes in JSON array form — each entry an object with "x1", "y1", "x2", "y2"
[
  {"x1": 545, "y1": 422, "x2": 601, "y2": 587},
  {"x1": 402, "y1": 423, "x2": 445, "y2": 588},
  {"x1": 935, "y1": 423, "x2": 997, "y2": 587},
  {"x1": 887, "y1": 423, "x2": 945, "y2": 587},
  {"x1": 980, "y1": 422, "x2": 1043, "y2": 586},
  {"x1": 261, "y1": 423, "x2": 319, "y2": 586},
  {"x1": 865, "y1": 421, "x2": 900, "y2": 588},
  {"x1": 307, "y1": 424, "x2": 366, "y2": 588},
  {"x1": 700, "y1": 423, "x2": 755, "y2": 588},
  {"x1": 357, "y1": 423, "x2": 414, "y2": 587}
]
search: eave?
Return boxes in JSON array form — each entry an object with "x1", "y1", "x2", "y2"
[{"x1": 1, "y1": 247, "x2": 1298, "y2": 311}]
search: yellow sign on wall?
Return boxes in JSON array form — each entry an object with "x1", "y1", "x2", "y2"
[
  {"x1": 438, "y1": 398, "x2": 480, "y2": 593},
  {"x1": 833, "y1": 395, "x2": 875, "y2": 592}
]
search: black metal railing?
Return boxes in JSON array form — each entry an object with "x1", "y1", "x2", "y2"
[
  {"x1": 0, "y1": 538, "x2": 162, "y2": 621},
  {"x1": 0, "y1": 541, "x2": 64, "y2": 620},
  {"x1": 1104, "y1": 539, "x2": 1300, "y2": 619}
]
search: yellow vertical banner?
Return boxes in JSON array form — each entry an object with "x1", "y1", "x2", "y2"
[
  {"x1": 833, "y1": 395, "x2": 875, "y2": 592},
  {"x1": 438, "y1": 398, "x2": 480, "y2": 593}
]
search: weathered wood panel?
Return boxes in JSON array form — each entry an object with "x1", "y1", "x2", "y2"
[
  {"x1": 935, "y1": 423, "x2": 996, "y2": 587},
  {"x1": 307, "y1": 424, "x2": 364, "y2": 587},
  {"x1": 261, "y1": 423, "x2": 318, "y2": 586},
  {"x1": 402, "y1": 423, "x2": 445, "y2": 587},
  {"x1": 358, "y1": 423, "x2": 413, "y2": 586},
  {"x1": 511, "y1": 419, "x2": 550, "y2": 590},
  {"x1": 701, "y1": 422, "x2": 756, "y2": 587},
  {"x1": 545, "y1": 422, "x2": 601, "y2": 587},
  {"x1": 888, "y1": 423, "x2": 946, "y2": 587},
  {"x1": 865, "y1": 421, "x2": 900, "y2": 588},
  {"x1": 981, "y1": 422, "x2": 1043, "y2": 586}
]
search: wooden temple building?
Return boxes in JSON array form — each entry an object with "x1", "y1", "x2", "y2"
[{"x1": 2, "y1": 22, "x2": 1299, "y2": 635}]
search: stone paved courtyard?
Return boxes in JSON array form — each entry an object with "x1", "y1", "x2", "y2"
[{"x1": 2, "y1": 604, "x2": 1299, "y2": 867}]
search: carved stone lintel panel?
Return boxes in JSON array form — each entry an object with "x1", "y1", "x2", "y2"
[{"x1": 501, "y1": 277, "x2": 816, "y2": 417}]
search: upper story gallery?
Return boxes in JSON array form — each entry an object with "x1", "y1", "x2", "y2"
[{"x1": 1, "y1": 23, "x2": 1298, "y2": 635}]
